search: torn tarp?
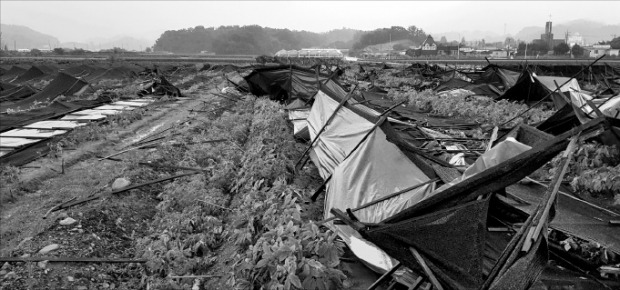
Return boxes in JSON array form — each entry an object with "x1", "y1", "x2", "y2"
[
  {"x1": 138, "y1": 76, "x2": 182, "y2": 98},
  {"x1": 244, "y1": 65, "x2": 335, "y2": 103},
  {"x1": 1, "y1": 72, "x2": 92, "y2": 113}
]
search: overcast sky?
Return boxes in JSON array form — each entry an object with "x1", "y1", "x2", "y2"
[{"x1": 2, "y1": 1, "x2": 619, "y2": 42}]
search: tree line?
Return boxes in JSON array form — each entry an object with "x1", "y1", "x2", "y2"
[
  {"x1": 351, "y1": 26, "x2": 428, "y2": 51},
  {"x1": 152, "y1": 25, "x2": 431, "y2": 55},
  {"x1": 153, "y1": 25, "x2": 362, "y2": 55}
]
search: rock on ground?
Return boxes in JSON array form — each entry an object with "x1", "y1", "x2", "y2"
[
  {"x1": 38, "y1": 244, "x2": 60, "y2": 254},
  {"x1": 59, "y1": 217, "x2": 77, "y2": 226},
  {"x1": 112, "y1": 178, "x2": 131, "y2": 190}
]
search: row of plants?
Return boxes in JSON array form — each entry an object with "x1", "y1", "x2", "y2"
[
  {"x1": 226, "y1": 99, "x2": 346, "y2": 290},
  {"x1": 134, "y1": 89, "x2": 347, "y2": 289},
  {"x1": 541, "y1": 141, "x2": 620, "y2": 202},
  {"x1": 133, "y1": 77, "x2": 254, "y2": 289}
]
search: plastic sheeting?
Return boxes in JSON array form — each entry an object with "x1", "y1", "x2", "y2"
[
  {"x1": 307, "y1": 90, "x2": 375, "y2": 179},
  {"x1": 324, "y1": 128, "x2": 434, "y2": 222},
  {"x1": 570, "y1": 91, "x2": 620, "y2": 123},
  {"x1": 0, "y1": 129, "x2": 67, "y2": 138},
  {"x1": 0, "y1": 137, "x2": 42, "y2": 148},
  {"x1": 288, "y1": 109, "x2": 310, "y2": 138}
]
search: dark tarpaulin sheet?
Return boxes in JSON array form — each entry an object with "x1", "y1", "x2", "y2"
[
  {"x1": 0, "y1": 82, "x2": 18, "y2": 91},
  {"x1": 496, "y1": 71, "x2": 555, "y2": 105},
  {"x1": 434, "y1": 78, "x2": 472, "y2": 92},
  {"x1": 0, "y1": 66, "x2": 28, "y2": 82},
  {"x1": 476, "y1": 65, "x2": 521, "y2": 90},
  {"x1": 0, "y1": 98, "x2": 110, "y2": 133},
  {"x1": 63, "y1": 65, "x2": 108, "y2": 80},
  {"x1": 137, "y1": 76, "x2": 182, "y2": 97},
  {"x1": 11, "y1": 65, "x2": 57, "y2": 83},
  {"x1": 0, "y1": 138, "x2": 53, "y2": 167},
  {"x1": 1, "y1": 72, "x2": 90, "y2": 112},
  {"x1": 87, "y1": 66, "x2": 137, "y2": 82},
  {"x1": 362, "y1": 197, "x2": 490, "y2": 290},
  {"x1": 244, "y1": 65, "x2": 332, "y2": 103},
  {"x1": 0, "y1": 85, "x2": 39, "y2": 103},
  {"x1": 536, "y1": 104, "x2": 580, "y2": 135}
]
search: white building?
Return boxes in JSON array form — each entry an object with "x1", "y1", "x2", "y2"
[
  {"x1": 566, "y1": 32, "x2": 584, "y2": 47},
  {"x1": 275, "y1": 48, "x2": 343, "y2": 58}
]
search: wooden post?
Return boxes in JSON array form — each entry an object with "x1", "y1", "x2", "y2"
[
  {"x1": 295, "y1": 85, "x2": 358, "y2": 172},
  {"x1": 522, "y1": 134, "x2": 579, "y2": 252},
  {"x1": 409, "y1": 247, "x2": 444, "y2": 290},
  {"x1": 486, "y1": 126, "x2": 499, "y2": 152},
  {"x1": 367, "y1": 262, "x2": 402, "y2": 290},
  {"x1": 319, "y1": 178, "x2": 439, "y2": 224}
]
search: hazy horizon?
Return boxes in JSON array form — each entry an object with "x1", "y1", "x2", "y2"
[{"x1": 2, "y1": 1, "x2": 620, "y2": 43}]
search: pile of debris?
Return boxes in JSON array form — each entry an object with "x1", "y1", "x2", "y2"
[{"x1": 244, "y1": 61, "x2": 620, "y2": 289}]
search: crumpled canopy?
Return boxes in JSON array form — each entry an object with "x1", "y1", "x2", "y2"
[
  {"x1": 1, "y1": 72, "x2": 91, "y2": 113},
  {"x1": 476, "y1": 65, "x2": 521, "y2": 90},
  {"x1": 497, "y1": 71, "x2": 579, "y2": 108},
  {"x1": 0, "y1": 98, "x2": 110, "y2": 133},
  {"x1": 0, "y1": 66, "x2": 27, "y2": 82},
  {"x1": 0, "y1": 85, "x2": 39, "y2": 103},
  {"x1": 244, "y1": 65, "x2": 333, "y2": 103},
  {"x1": 11, "y1": 64, "x2": 57, "y2": 83}
]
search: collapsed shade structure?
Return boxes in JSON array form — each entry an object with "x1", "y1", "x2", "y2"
[
  {"x1": 0, "y1": 85, "x2": 39, "y2": 103},
  {"x1": 496, "y1": 71, "x2": 581, "y2": 108},
  {"x1": 0, "y1": 97, "x2": 111, "y2": 133},
  {"x1": 475, "y1": 64, "x2": 521, "y2": 91},
  {"x1": 1, "y1": 72, "x2": 91, "y2": 113},
  {"x1": 11, "y1": 65, "x2": 57, "y2": 83},
  {"x1": 335, "y1": 119, "x2": 604, "y2": 290},
  {"x1": 244, "y1": 65, "x2": 333, "y2": 103},
  {"x1": 0, "y1": 66, "x2": 27, "y2": 82}
]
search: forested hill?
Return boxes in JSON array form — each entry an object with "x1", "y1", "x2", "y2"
[
  {"x1": 153, "y1": 25, "x2": 362, "y2": 54},
  {"x1": 351, "y1": 26, "x2": 428, "y2": 50}
]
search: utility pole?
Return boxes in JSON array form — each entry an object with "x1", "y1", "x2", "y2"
[
  {"x1": 525, "y1": 42, "x2": 528, "y2": 60},
  {"x1": 457, "y1": 34, "x2": 461, "y2": 60}
]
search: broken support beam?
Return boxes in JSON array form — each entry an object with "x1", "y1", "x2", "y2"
[
  {"x1": 295, "y1": 85, "x2": 358, "y2": 172},
  {"x1": 409, "y1": 247, "x2": 444, "y2": 290},
  {"x1": 111, "y1": 172, "x2": 199, "y2": 195},
  {"x1": 319, "y1": 178, "x2": 439, "y2": 224},
  {"x1": 367, "y1": 262, "x2": 402, "y2": 290}
]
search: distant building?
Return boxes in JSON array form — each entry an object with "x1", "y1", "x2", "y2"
[
  {"x1": 200, "y1": 50, "x2": 215, "y2": 55},
  {"x1": 17, "y1": 48, "x2": 30, "y2": 52},
  {"x1": 583, "y1": 44, "x2": 618, "y2": 58},
  {"x1": 490, "y1": 49, "x2": 510, "y2": 59},
  {"x1": 275, "y1": 48, "x2": 343, "y2": 58},
  {"x1": 420, "y1": 35, "x2": 438, "y2": 55},
  {"x1": 437, "y1": 45, "x2": 459, "y2": 56},
  {"x1": 565, "y1": 32, "x2": 584, "y2": 47},
  {"x1": 533, "y1": 21, "x2": 565, "y2": 50}
]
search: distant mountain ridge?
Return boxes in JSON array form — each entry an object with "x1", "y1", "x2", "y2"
[
  {"x1": 0, "y1": 23, "x2": 60, "y2": 50},
  {"x1": 433, "y1": 19, "x2": 620, "y2": 45},
  {"x1": 514, "y1": 19, "x2": 620, "y2": 44}
]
